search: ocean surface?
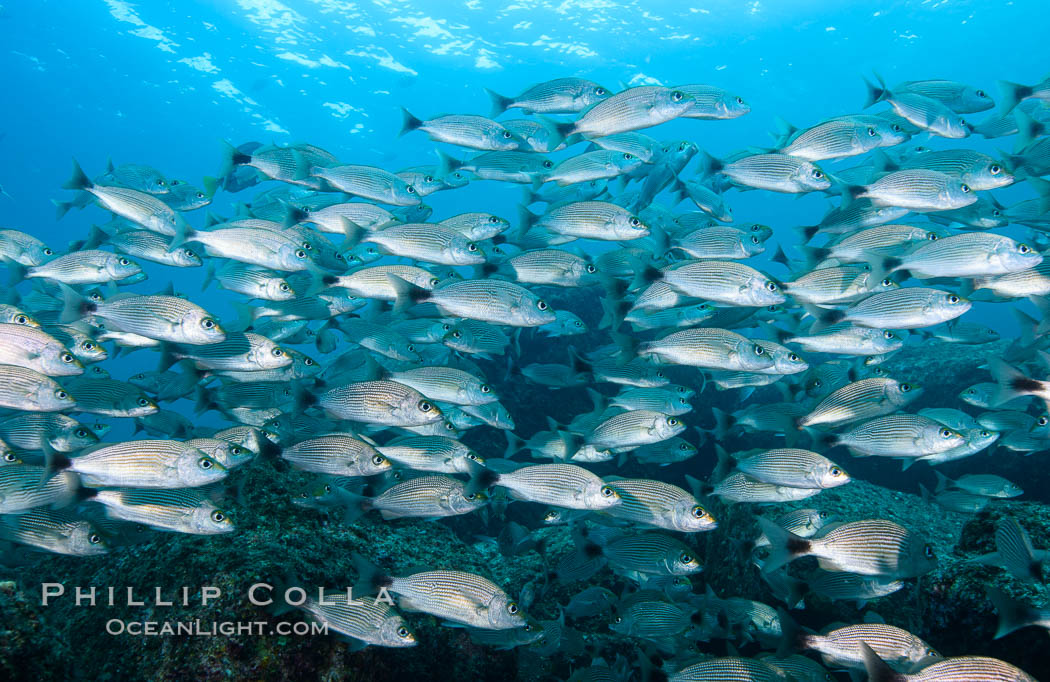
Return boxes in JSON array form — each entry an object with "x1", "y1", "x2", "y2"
[{"x1": 1, "y1": 1, "x2": 1049, "y2": 680}]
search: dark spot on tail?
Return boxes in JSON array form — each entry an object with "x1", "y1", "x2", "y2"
[
  {"x1": 481, "y1": 263, "x2": 498, "y2": 276},
  {"x1": 50, "y1": 454, "x2": 73, "y2": 471},
  {"x1": 801, "y1": 225, "x2": 819, "y2": 241},
  {"x1": 322, "y1": 275, "x2": 338, "y2": 285},
  {"x1": 787, "y1": 537, "x2": 811, "y2": 555},
  {"x1": 373, "y1": 574, "x2": 393, "y2": 589},
  {"x1": 1011, "y1": 376, "x2": 1043, "y2": 393},
  {"x1": 492, "y1": 234, "x2": 506, "y2": 245},
  {"x1": 690, "y1": 611, "x2": 704, "y2": 625},
  {"x1": 230, "y1": 150, "x2": 251, "y2": 167},
  {"x1": 583, "y1": 542, "x2": 603, "y2": 559},
  {"x1": 641, "y1": 265, "x2": 663, "y2": 284},
  {"x1": 1031, "y1": 561, "x2": 1044, "y2": 582}
]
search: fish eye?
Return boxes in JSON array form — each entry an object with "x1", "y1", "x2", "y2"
[
  {"x1": 199, "y1": 457, "x2": 213, "y2": 469},
  {"x1": 480, "y1": 384, "x2": 491, "y2": 393},
  {"x1": 43, "y1": 247, "x2": 53, "y2": 256},
  {"x1": 751, "y1": 236, "x2": 760, "y2": 244},
  {"x1": 118, "y1": 257, "x2": 131, "y2": 266},
  {"x1": 406, "y1": 185, "x2": 417, "y2": 193},
  {"x1": 75, "y1": 428, "x2": 89, "y2": 438},
  {"x1": 830, "y1": 466, "x2": 843, "y2": 477},
  {"x1": 295, "y1": 249, "x2": 307, "y2": 258},
  {"x1": 867, "y1": 127, "x2": 877, "y2": 136},
  {"x1": 424, "y1": 175, "x2": 434, "y2": 183},
  {"x1": 56, "y1": 389, "x2": 69, "y2": 399},
  {"x1": 211, "y1": 510, "x2": 225, "y2": 522},
  {"x1": 575, "y1": 321, "x2": 583, "y2": 327},
  {"x1": 418, "y1": 400, "x2": 432, "y2": 412},
  {"x1": 623, "y1": 153, "x2": 633, "y2": 160},
  {"x1": 691, "y1": 505, "x2": 706, "y2": 518},
  {"x1": 976, "y1": 89, "x2": 986, "y2": 97},
  {"x1": 507, "y1": 602, "x2": 519, "y2": 614},
  {"x1": 993, "y1": 209, "x2": 1002, "y2": 217},
  {"x1": 397, "y1": 626, "x2": 410, "y2": 637},
  {"x1": 980, "y1": 430, "x2": 991, "y2": 437},
  {"x1": 765, "y1": 281, "x2": 778, "y2": 291},
  {"x1": 323, "y1": 484, "x2": 332, "y2": 493},
  {"x1": 900, "y1": 383, "x2": 911, "y2": 392},
  {"x1": 272, "y1": 348, "x2": 284, "y2": 356},
  {"x1": 586, "y1": 264, "x2": 596, "y2": 273},
  {"x1": 990, "y1": 164, "x2": 1002, "y2": 175},
  {"x1": 367, "y1": 247, "x2": 377, "y2": 254},
  {"x1": 595, "y1": 87, "x2": 606, "y2": 96},
  {"x1": 736, "y1": 97, "x2": 744, "y2": 105},
  {"x1": 818, "y1": 511, "x2": 829, "y2": 519},
  {"x1": 883, "y1": 331, "x2": 895, "y2": 339},
  {"x1": 137, "y1": 398, "x2": 150, "y2": 407},
  {"x1": 948, "y1": 295, "x2": 960, "y2": 304},
  {"x1": 881, "y1": 278, "x2": 893, "y2": 287},
  {"x1": 940, "y1": 428, "x2": 953, "y2": 438},
  {"x1": 537, "y1": 300, "x2": 548, "y2": 310},
  {"x1": 89, "y1": 533, "x2": 101, "y2": 544},
  {"x1": 600, "y1": 486, "x2": 614, "y2": 497},
  {"x1": 467, "y1": 242, "x2": 478, "y2": 252},
  {"x1": 407, "y1": 344, "x2": 416, "y2": 353},
  {"x1": 812, "y1": 169, "x2": 824, "y2": 179},
  {"x1": 788, "y1": 354, "x2": 799, "y2": 362},
  {"x1": 279, "y1": 283, "x2": 290, "y2": 291},
  {"x1": 629, "y1": 217, "x2": 641, "y2": 227},
  {"x1": 671, "y1": 90, "x2": 685, "y2": 101},
  {"x1": 15, "y1": 315, "x2": 27, "y2": 324},
  {"x1": 61, "y1": 353, "x2": 74, "y2": 363},
  {"x1": 679, "y1": 442, "x2": 690, "y2": 450},
  {"x1": 753, "y1": 345, "x2": 764, "y2": 355},
  {"x1": 3, "y1": 452, "x2": 16, "y2": 462},
  {"x1": 303, "y1": 357, "x2": 315, "y2": 365},
  {"x1": 201, "y1": 318, "x2": 216, "y2": 329},
  {"x1": 892, "y1": 124, "x2": 902, "y2": 132},
  {"x1": 960, "y1": 184, "x2": 971, "y2": 193},
  {"x1": 371, "y1": 454, "x2": 386, "y2": 465},
  {"x1": 667, "y1": 417, "x2": 679, "y2": 426},
  {"x1": 468, "y1": 452, "x2": 481, "y2": 461},
  {"x1": 1019, "y1": 244, "x2": 1031, "y2": 254},
  {"x1": 680, "y1": 552, "x2": 695, "y2": 564}
]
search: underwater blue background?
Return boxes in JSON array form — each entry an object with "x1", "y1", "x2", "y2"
[{"x1": 0, "y1": 0, "x2": 1047, "y2": 470}]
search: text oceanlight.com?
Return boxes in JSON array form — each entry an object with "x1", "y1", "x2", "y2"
[{"x1": 104, "y1": 620, "x2": 329, "y2": 636}]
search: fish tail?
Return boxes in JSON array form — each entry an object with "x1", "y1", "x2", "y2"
[
  {"x1": 387, "y1": 274, "x2": 431, "y2": 314},
  {"x1": 755, "y1": 517, "x2": 810, "y2": 574},
  {"x1": 398, "y1": 107, "x2": 424, "y2": 137},
  {"x1": 58, "y1": 283, "x2": 96, "y2": 323},
  {"x1": 218, "y1": 140, "x2": 251, "y2": 178},
  {"x1": 484, "y1": 88, "x2": 512, "y2": 118},
  {"x1": 998, "y1": 80, "x2": 1032, "y2": 114},
  {"x1": 996, "y1": 517, "x2": 1043, "y2": 581},
  {"x1": 597, "y1": 296, "x2": 628, "y2": 331},
  {"x1": 567, "y1": 346, "x2": 592, "y2": 375},
  {"x1": 710, "y1": 407, "x2": 735, "y2": 441},
  {"x1": 516, "y1": 205, "x2": 541, "y2": 238},
  {"x1": 774, "y1": 607, "x2": 808, "y2": 657},
  {"x1": 82, "y1": 225, "x2": 108, "y2": 250},
  {"x1": 987, "y1": 586, "x2": 1039, "y2": 639},
  {"x1": 335, "y1": 490, "x2": 372, "y2": 525},
  {"x1": 801, "y1": 303, "x2": 844, "y2": 333},
  {"x1": 797, "y1": 224, "x2": 820, "y2": 243},
  {"x1": 859, "y1": 642, "x2": 904, "y2": 682},
  {"x1": 503, "y1": 430, "x2": 525, "y2": 459},
  {"x1": 436, "y1": 149, "x2": 463, "y2": 177},
  {"x1": 548, "y1": 118, "x2": 577, "y2": 145},
  {"x1": 167, "y1": 218, "x2": 194, "y2": 251},
  {"x1": 697, "y1": 150, "x2": 723, "y2": 178},
  {"x1": 711, "y1": 444, "x2": 734, "y2": 481},
  {"x1": 989, "y1": 358, "x2": 1043, "y2": 406},
  {"x1": 351, "y1": 552, "x2": 392, "y2": 597},
  {"x1": 535, "y1": 115, "x2": 565, "y2": 149},
  {"x1": 52, "y1": 198, "x2": 75, "y2": 221},
  {"x1": 465, "y1": 468, "x2": 500, "y2": 497},
  {"x1": 62, "y1": 158, "x2": 93, "y2": 191},
  {"x1": 200, "y1": 176, "x2": 220, "y2": 200},
  {"x1": 201, "y1": 262, "x2": 216, "y2": 292},
  {"x1": 862, "y1": 73, "x2": 888, "y2": 109}
]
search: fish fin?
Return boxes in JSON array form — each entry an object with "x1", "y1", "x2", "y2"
[
  {"x1": 697, "y1": 150, "x2": 723, "y2": 178},
  {"x1": 200, "y1": 176, "x2": 220, "y2": 200},
  {"x1": 82, "y1": 225, "x2": 108, "y2": 250},
  {"x1": 350, "y1": 552, "x2": 392, "y2": 597},
  {"x1": 597, "y1": 296, "x2": 628, "y2": 331},
  {"x1": 465, "y1": 468, "x2": 500, "y2": 497},
  {"x1": 998, "y1": 80, "x2": 1032, "y2": 114},
  {"x1": 861, "y1": 641, "x2": 905, "y2": 682},
  {"x1": 712, "y1": 443, "x2": 734, "y2": 481},
  {"x1": 436, "y1": 149, "x2": 463, "y2": 176},
  {"x1": 989, "y1": 358, "x2": 1043, "y2": 406},
  {"x1": 484, "y1": 88, "x2": 513, "y2": 118},
  {"x1": 933, "y1": 470, "x2": 952, "y2": 494},
  {"x1": 62, "y1": 158, "x2": 93, "y2": 191},
  {"x1": 58, "y1": 283, "x2": 96, "y2": 323},
  {"x1": 987, "y1": 586, "x2": 1037, "y2": 639},
  {"x1": 862, "y1": 72, "x2": 889, "y2": 109},
  {"x1": 755, "y1": 517, "x2": 810, "y2": 574},
  {"x1": 201, "y1": 262, "x2": 216, "y2": 292},
  {"x1": 386, "y1": 274, "x2": 431, "y2": 314},
  {"x1": 503, "y1": 430, "x2": 525, "y2": 459},
  {"x1": 800, "y1": 303, "x2": 844, "y2": 333},
  {"x1": 398, "y1": 107, "x2": 424, "y2": 138},
  {"x1": 710, "y1": 406, "x2": 734, "y2": 440},
  {"x1": 218, "y1": 140, "x2": 251, "y2": 178}
]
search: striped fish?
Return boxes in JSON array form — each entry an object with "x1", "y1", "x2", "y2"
[
  {"x1": 90, "y1": 488, "x2": 233, "y2": 535},
  {"x1": 733, "y1": 449, "x2": 850, "y2": 489},
  {"x1": 645, "y1": 259, "x2": 785, "y2": 307},
  {"x1": 280, "y1": 434, "x2": 390, "y2": 477},
  {"x1": 862, "y1": 647, "x2": 1037, "y2": 681},
  {"x1": 320, "y1": 380, "x2": 442, "y2": 427},
  {"x1": 780, "y1": 119, "x2": 884, "y2": 161},
  {"x1": 672, "y1": 226, "x2": 765, "y2": 260},
  {"x1": 298, "y1": 593, "x2": 416, "y2": 649},
  {"x1": 0, "y1": 413, "x2": 97, "y2": 452},
  {"x1": 896, "y1": 149, "x2": 1013, "y2": 189},
  {"x1": 563, "y1": 86, "x2": 694, "y2": 137},
  {"x1": 828, "y1": 287, "x2": 971, "y2": 330},
  {"x1": 495, "y1": 249, "x2": 598, "y2": 287},
  {"x1": 801, "y1": 622, "x2": 940, "y2": 672},
  {"x1": 599, "y1": 531, "x2": 701, "y2": 576},
  {"x1": 348, "y1": 475, "x2": 487, "y2": 520},
  {"x1": 392, "y1": 277, "x2": 556, "y2": 327},
  {"x1": 669, "y1": 657, "x2": 789, "y2": 681},
  {"x1": 171, "y1": 332, "x2": 290, "y2": 371},
  {"x1": 675, "y1": 84, "x2": 750, "y2": 119},
  {"x1": 60, "y1": 160, "x2": 183, "y2": 235},
  {"x1": 806, "y1": 570, "x2": 904, "y2": 603},
  {"x1": 486, "y1": 77, "x2": 611, "y2": 116},
  {"x1": 309, "y1": 164, "x2": 420, "y2": 206},
  {"x1": 603, "y1": 478, "x2": 717, "y2": 532},
  {"x1": 400, "y1": 111, "x2": 523, "y2": 151},
  {"x1": 471, "y1": 463, "x2": 620, "y2": 510},
  {"x1": 788, "y1": 323, "x2": 903, "y2": 356},
  {"x1": 353, "y1": 554, "x2": 527, "y2": 630},
  {"x1": 799, "y1": 378, "x2": 921, "y2": 427},
  {"x1": 0, "y1": 508, "x2": 108, "y2": 556},
  {"x1": 529, "y1": 201, "x2": 649, "y2": 241},
  {"x1": 0, "y1": 465, "x2": 80, "y2": 513},
  {"x1": 585, "y1": 410, "x2": 684, "y2": 452},
  {"x1": 712, "y1": 472, "x2": 822, "y2": 504},
  {"x1": 891, "y1": 232, "x2": 1040, "y2": 279},
  {"x1": 609, "y1": 600, "x2": 692, "y2": 639},
  {"x1": 704, "y1": 152, "x2": 830, "y2": 193},
  {"x1": 784, "y1": 264, "x2": 896, "y2": 305},
  {"x1": 544, "y1": 150, "x2": 642, "y2": 186},
  {"x1": 57, "y1": 440, "x2": 226, "y2": 488},
  {"x1": 362, "y1": 223, "x2": 484, "y2": 266},
  {"x1": 641, "y1": 327, "x2": 772, "y2": 372},
  {"x1": 833, "y1": 414, "x2": 964, "y2": 458},
  {"x1": 853, "y1": 169, "x2": 975, "y2": 211},
  {"x1": 972, "y1": 517, "x2": 1049, "y2": 582},
  {"x1": 759, "y1": 517, "x2": 937, "y2": 578}
]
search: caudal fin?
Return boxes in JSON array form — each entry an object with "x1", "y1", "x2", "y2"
[
  {"x1": 484, "y1": 88, "x2": 514, "y2": 118},
  {"x1": 62, "y1": 159, "x2": 93, "y2": 192},
  {"x1": 986, "y1": 586, "x2": 1040, "y2": 639},
  {"x1": 399, "y1": 108, "x2": 425, "y2": 138},
  {"x1": 755, "y1": 517, "x2": 811, "y2": 574},
  {"x1": 860, "y1": 642, "x2": 904, "y2": 682},
  {"x1": 998, "y1": 80, "x2": 1033, "y2": 114},
  {"x1": 386, "y1": 274, "x2": 432, "y2": 314}
]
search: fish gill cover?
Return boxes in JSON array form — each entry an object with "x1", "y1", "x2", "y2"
[{"x1": 1, "y1": 0, "x2": 1050, "y2": 680}]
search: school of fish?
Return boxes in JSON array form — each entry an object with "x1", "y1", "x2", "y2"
[{"x1": 2, "y1": 72, "x2": 1050, "y2": 680}]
